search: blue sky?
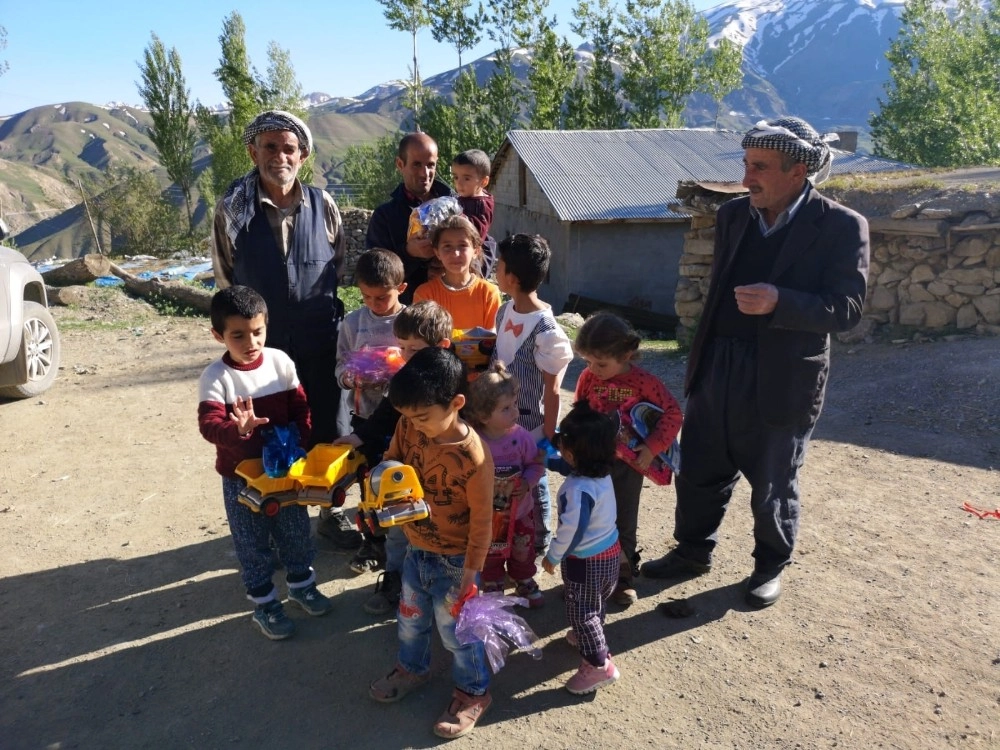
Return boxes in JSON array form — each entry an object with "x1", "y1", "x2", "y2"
[{"x1": 0, "y1": 0, "x2": 720, "y2": 115}]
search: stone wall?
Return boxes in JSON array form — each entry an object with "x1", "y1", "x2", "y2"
[
  {"x1": 673, "y1": 184, "x2": 1000, "y2": 343},
  {"x1": 340, "y1": 207, "x2": 372, "y2": 286}
]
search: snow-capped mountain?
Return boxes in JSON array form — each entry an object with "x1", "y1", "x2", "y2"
[{"x1": 703, "y1": 0, "x2": 911, "y2": 126}]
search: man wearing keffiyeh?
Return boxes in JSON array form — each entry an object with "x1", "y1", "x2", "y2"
[
  {"x1": 211, "y1": 109, "x2": 361, "y2": 551},
  {"x1": 642, "y1": 116, "x2": 870, "y2": 609}
]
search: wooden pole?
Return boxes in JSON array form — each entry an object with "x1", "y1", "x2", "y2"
[{"x1": 77, "y1": 178, "x2": 103, "y2": 256}]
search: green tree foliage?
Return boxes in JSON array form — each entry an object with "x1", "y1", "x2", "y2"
[
  {"x1": 701, "y1": 37, "x2": 744, "y2": 128},
  {"x1": 342, "y1": 132, "x2": 405, "y2": 210},
  {"x1": 526, "y1": 17, "x2": 578, "y2": 129},
  {"x1": 195, "y1": 12, "x2": 261, "y2": 204},
  {"x1": 429, "y1": 0, "x2": 485, "y2": 72},
  {"x1": 137, "y1": 34, "x2": 197, "y2": 236},
  {"x1": 571, "y1": 0, "x2": 624, "y2": 129},
  {"x1": 618, "y1": 0, "x2": 712, "y2": 128},
  {"x1": 379, "y1": 0, "x2": 432, "y2": 127},
  {"x1": 92, "y1": 165, "x2": 183, "y2": 258},
  {"x1": 870, "y1": 0, "x2": 1000, "y2": 167}
]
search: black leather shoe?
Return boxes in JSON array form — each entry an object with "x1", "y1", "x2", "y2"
[
  {"x1": 640, "y1": 550, "x2": 711, "y2": 580},
  {"x1": 745, "y1": 573, "x2": 782, "y2": 608}
]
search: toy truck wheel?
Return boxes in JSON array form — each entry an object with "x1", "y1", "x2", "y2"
[
  {"x1": 262, "y1": 498, "x2": 281, "y2": 517},
  {"x1": 478, "y1": 339, "x2": 495, "y2": 356},
  {"x1": 331, "y1": 486, "x2": 347, "y2": 507}
]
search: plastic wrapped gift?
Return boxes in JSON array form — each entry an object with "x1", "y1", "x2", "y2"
[
  {"x1": 341, "y1": 346, "x2": 405, "y2": 388},
  {"x1": 262, "y1": 423, "x2": 307, "y2": 478},
  {"x1": 407, "y1": 196, "x2": 463, "y2": 238},
  {"x1": 454, "y1": 592, "x2": 542, "y2": 673}
]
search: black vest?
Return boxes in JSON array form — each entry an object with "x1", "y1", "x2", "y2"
[{"x1": 232, "y1": 186, "x2": 342, "y2": 355}]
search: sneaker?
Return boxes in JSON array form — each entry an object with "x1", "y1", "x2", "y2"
[
  {"x1": 433, "y1": 689, "x2": 492, "y2": 739},
  {"x1": 316, "y1": 509, "x2": 363, "y2": 551},
  {"x1": 480, "y1": 580, "x2": 504, "y2": 594},
  {"x1": 349, "y1": 537, "x2": 386, "y2": 574},
  {"x1": 363, "y1": 570, "x2": 402, "y2": 615},
  {"x1": 514, "y1": 578, "x2": 545, "y2": 608},
  {"x1": 565, "y1": 657, "x2": 620, "y2": 695},
  {"x1": 565, "y1": 629, "x2": 579, "y2": 648},
  {"x1": 611, "y1": 579, "x2": 638, "y2": 607},
  {"x1": 369, "y1": 664, "x2": 430, "y2": 703},
  {"x1": 287, "y1": 583, "x2": 333, "y2": 616},
  {"x1": 252, "y1": 600, "x2": 295, "y2": 640}
]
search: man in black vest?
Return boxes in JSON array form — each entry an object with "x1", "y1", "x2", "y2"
[
  {"x1": 212, "y1": 110, "x2": 360, "y2": 551},
  {"x1": 642, "y1": 117, "x2": 870, "y2": 608}
]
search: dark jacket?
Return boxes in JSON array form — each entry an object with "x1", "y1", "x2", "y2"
[
  {"x1": 232, "y1": 186, "x2": 343, "y2": 355},
  {"x1": 685, "y1": 187, "x2": 870, "y2": 427},
  {"x1": 366, "y1": 180, "x2": 497, "y2": 303}
]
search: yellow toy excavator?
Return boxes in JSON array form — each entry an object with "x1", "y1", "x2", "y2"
[{"x1": 356, "y1": 460, "x2": 430, "y2": 537}]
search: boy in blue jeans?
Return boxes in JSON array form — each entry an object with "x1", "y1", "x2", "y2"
[
  {"x1": 198, "y1": 286, "x2": 333, "y2": 640},
  {"x1": 368, "y1": 347, "x2": 494, "y2": 739},
  {"x1": 491, "y1": 234, "x2": 574, "y2": 553}
]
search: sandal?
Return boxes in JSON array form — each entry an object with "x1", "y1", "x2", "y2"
[{"x1": 369, "y1": 664, "x2": 430, "y2": 703}]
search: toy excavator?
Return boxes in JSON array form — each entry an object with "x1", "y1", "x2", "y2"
[
  {"x1": 356, "y1": 460, "x2": 430, "y2": 538},
  {"x1": 234, "y1": 443, "x2": 367, "y2": 517}
]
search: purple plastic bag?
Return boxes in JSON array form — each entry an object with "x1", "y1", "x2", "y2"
[{"x1": 454, "y1": 592, "x2": 542, "y2": 673}]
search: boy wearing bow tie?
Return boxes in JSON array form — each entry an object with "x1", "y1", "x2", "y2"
[{"x1": 491, "y1": 234, "x2": 574, "y2": 554}]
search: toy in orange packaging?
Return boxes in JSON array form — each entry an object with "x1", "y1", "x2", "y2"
[
  {"x1": 355, "y1": 460, "x2": 430, "y2": 538},
  {"x1": 407, "y1": 195, "x2": 463, "y2": 238},
  {"x1": 615, "y1": 399, "x2": 681, "y2": 486},
  {"x1": 450, "y1": 327, "x2": 496, "y2": 372}
]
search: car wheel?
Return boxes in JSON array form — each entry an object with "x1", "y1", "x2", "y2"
[{"x1": 0, "y1": 301, "x2": 61, "y2": 399}]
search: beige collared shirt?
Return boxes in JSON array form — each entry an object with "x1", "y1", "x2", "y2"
[{"x1": 212, "y1": 178, "x2": 346, "y2": 289}]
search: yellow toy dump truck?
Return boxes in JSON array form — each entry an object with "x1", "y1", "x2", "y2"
[
  {"x1": 234, "y1": 443, "x2": 367, "y2": 516},
  {"x1": 356, "y1": 460, "x2": 429, "y2": 537},
  {"x1": 450, "y1": 327, "x2": 496, "y2": 373}
]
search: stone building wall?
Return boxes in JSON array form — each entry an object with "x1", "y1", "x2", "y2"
[
  {"x1": 673, "y1": 186, "x2": 1000, "y2": 343},
  {"x1": 340, "y1": 207, "x2": 373, "y2": 286}
]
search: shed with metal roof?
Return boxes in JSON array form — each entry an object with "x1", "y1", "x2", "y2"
[{"x1": 489, "y1": 128, "x2": 911, "y2": 320}]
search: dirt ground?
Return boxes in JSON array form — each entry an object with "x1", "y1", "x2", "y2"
[{"x1": 2, "y1": 289, "x2": 999, "y2": 750}]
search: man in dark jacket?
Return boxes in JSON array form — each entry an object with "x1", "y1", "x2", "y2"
[
  {"x1": 367, "y1": 133, "x2": 496, "y2": 304},
  {"x1": 642, "y1": 117, "x2": 870, "y2": 609},
  {"x1": 212, "y1": 109, "x2": 360, "y2": 551}
]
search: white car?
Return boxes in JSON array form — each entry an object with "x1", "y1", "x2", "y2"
[{"x1": 0, "y1": 242, "x2": 61, "y2": 398}]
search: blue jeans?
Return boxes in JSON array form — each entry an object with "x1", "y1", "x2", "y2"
[
  {"x1": 397, "y1": 548, "x2": 490, "y2": 696},
  {"x1": 384, "y1": 526, "x2": 408, "y2": 574}
]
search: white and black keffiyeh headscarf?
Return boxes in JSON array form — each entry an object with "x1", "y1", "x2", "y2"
[
  {"x1": 220, "y1": 111, "x2": 314, "y2": 247},
  {"x1": 741, "y1": 116, "x2": 839, "y2": 185}
]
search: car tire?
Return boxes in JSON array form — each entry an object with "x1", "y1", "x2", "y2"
[{"x1": 0, "y1": 301, "x2": 61, "y2": 399}]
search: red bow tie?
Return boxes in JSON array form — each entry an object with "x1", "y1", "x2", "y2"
[{"x1": 503, "y1": 320, "x2": 524, "y2": 337}]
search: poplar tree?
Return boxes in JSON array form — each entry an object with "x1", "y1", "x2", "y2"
[
  {"x1": 571, "y1": 0, "x2": 624, "y2": 129},
  {"x1": 137, "y1": 33, "x2": 197, "y2": 234},
  {"x1": 378, "y1": 0, "x2": 432, "y2": 128}
]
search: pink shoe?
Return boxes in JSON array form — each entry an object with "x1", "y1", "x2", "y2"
[{"x1": 565, "y1": 656, "x2": 620, "y2": 695}]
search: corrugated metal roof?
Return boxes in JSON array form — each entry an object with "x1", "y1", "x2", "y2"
[{"x1": 502, "y1": 129, "x2": 912, "y2": 222}]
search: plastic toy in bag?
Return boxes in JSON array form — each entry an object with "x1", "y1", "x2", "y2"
[
  {"x1": 340, "y1": 346, "x2": 405, "y2": 389},
  {"x1": 262, "y1": 423, "x2": 307, "y2": 478},
  {"x1": 407, "y1": 195, "x2": 463, "y2": 238},
  {"x1": 454, "y1": 592, "x2": 542, "y2": 673}
]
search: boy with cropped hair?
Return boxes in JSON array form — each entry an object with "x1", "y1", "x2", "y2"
[
  {"x1": 451, "y1": 149, "x2": 494, "y2": 242},
  {"x1": 198, "y1": 285, "x2": 333, "y2": 641},
  {"x1": 368, "y1": 347, "x2": 494, "y2": 739},
  {"x1": 491, "y1": 233, "x2": 574, "y2": 553}
]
